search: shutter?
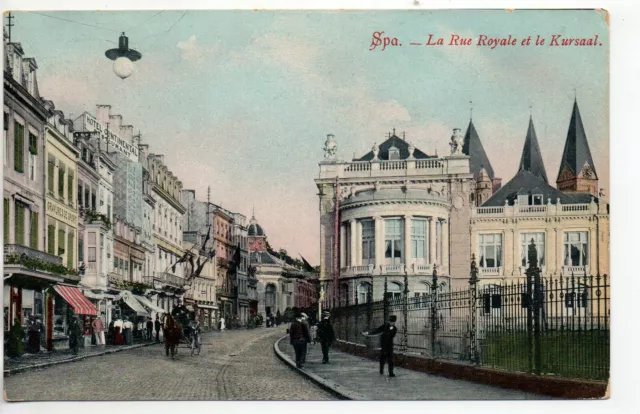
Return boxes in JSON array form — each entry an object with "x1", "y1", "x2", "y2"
[
  {"x1": 58, "y1": 229, "x2": 65, "y2": 256},
  {"x1": 14, "y1": 121, "x2": 24, "y2": 173},
  {"x1": 67, "y1": 232, "x2": 74, "y2": 269},
  {"x1": 15, "y1": 202, "x2": 25, "y2": 245},
  {"x1": 4, "y1": 198, "x2": 9, "y2": 244},
  {"x1": 68, "y1": 172, "x2": 74, "y2": 205},
  {"x1": 30, "y1": 211, "x2": 38, "y2": 249},
  {"x1": 48, "y1": 159, "x2": 55, "y2": 194},
  {"x1": 28, "y1": 132, "x2": 37, "y2": 155},
  {"x1": 58, "y1": 165, "x2": 65, "y2": 199},
  {"x1": 47, "y1": 225, "x2": 55, "y2": 254}
]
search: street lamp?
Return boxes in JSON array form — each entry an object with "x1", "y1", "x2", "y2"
[{"x1": 105, "y1": 33, "x2": 142, "y2": 80}]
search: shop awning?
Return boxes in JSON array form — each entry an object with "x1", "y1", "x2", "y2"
[
  {"x1": 195, "y1": 304, "x2": 218, "y2": 310},
  {"x1": 134, "y1": 295, "x2": 165, "y2": 313},
  {"x1": 54, "y1": 285, "x2": 98, "y2": 316},
  {"x1": 119, "y1": 293, "x2": 149, "y2": 316}
]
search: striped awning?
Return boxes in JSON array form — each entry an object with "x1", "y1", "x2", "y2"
[
  {"x1": 134, "y1": 295, "x2": 165, "y2": 313},
  {"x1": 54, "y1": 285, "x2": 98, "y2": 316},
  {"x1": 118, "y1": 292, "x2": 149, "y2": 316}
]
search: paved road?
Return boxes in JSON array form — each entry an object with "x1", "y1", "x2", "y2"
[{"x1": 4, "y1": 328, "x2": 336, "y2": 401}]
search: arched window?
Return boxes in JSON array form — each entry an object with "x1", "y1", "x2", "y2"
[
  {"x1": 340, "y1": 283, "x2": 349, "y2": 306},
  {"x1": 386, "y1": 282, "x2": 402, "y2": 300},
  {"x1": 265, "y1": 284, "x2": 276, "y2": 308},
  {"x1": 357, "y1": 282, "x2": 372, "y2": 304}
]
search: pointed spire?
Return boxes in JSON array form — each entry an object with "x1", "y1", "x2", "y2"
[
  {"x1": 556, "y1": 98, "x2": 597, "y2": 181},
  {"x1": 463, "y1": 119, "x2": 495, "y2": 180},
  {"x1": 518, "y1": 116, "x2": 548, "y2": 183}
]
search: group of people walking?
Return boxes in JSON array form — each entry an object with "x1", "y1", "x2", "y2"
[
  {"x1": 89, "y1": 313, "x2": 164, "y2": 348},
  {"x1": 288, "y1": 311, "x2": 398, "y2": 377}
]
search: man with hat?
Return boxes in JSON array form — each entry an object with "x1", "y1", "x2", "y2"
[
  {"x1": 363, "y1": 314, "x2": 398, "y2": 377},
  {"x1": 316, "y1": 311, "x2": 335, "y2": 364},
  {"x1": 289, "y1": 312, "x2": 311, "y2": 369},
  {"x1": 300, "y1": 312, "x2": 310, "y2": 363}
]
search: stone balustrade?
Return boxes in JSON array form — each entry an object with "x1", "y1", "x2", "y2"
[
  {"x1": 472, "y1": 202, "x2": 600, "y2": 218},
  {"x1": 4, "y1": 244, "x2": 62, "y2": 265},
  {"x1": 319, "y1": 156, "x2": 470, "y2": 180}
]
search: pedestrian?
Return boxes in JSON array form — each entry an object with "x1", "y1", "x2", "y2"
[
  {"x1": 137, "y1": 319, "x2": 145, "y2": 340},
  {"x1": 220, "y1": 317, "x2": 226, "y2": 331},
  {"x1": 36, "y1": 315, "x2": 45, "y2": 350},
  {"x1": 123, "y1": 317, "x2": 133, "y2": 345},
  {"x1": 26, "y1": 316, "x2": 40, "y2": 354},
  {"x1": 7, "y1": 317, "x2": 25, "y2": 357},
  {"x1": 363, "y1": 315, "x2": 398, "y2": 377},
  {"x1": 300, "y1": 313, "x2": 310, "y2": 363},
  {"x1": 316, "y1": 311, "x2": 335, "y2": 364},
  {"x1": 154, "y1": 317, "x2": 161, "y2": 342},
  {"x1": 289, "y1": 313, "x2": 311, "y2": 369},
  {"x1": 69, "y1": 317, "x2": 82, "y2": 354},
  {"x1": 113, "y1": 317, "x2": 124, "y2": 345},
  {"x1": 146, "y1": 318, "x2": 153, "y2": 341},
  {"x1": 107, "y1": 318, "x2": 115, "y2": 345},
  {"x1": 92, "y1": 313, "x2": 106, "y2": 346}
]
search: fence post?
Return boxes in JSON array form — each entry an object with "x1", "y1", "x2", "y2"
[
  {"x1": 430, "y1": 267, "x2": 438, "y2": 358},
  {"x1": 402, "y1": 272, "x2": 409, "y2": 352},
  {"x1": 383, "y1": 276, "x2": 389, "y2": 323},
  {"x1": 469, "y1": 254, "x2": 479, "y2": 364},
  {"x1": 366, "y1": 288, "x2": 373, "y2": 349},
  {"x1": 525, "y1": 239, "x2": 541, "y2": 375}
]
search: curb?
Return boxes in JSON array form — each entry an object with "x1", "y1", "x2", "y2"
[
  {"x1": 273, "y1": 335, "x2": 365, "y2": 400},
  {"x1": 4, "y1": 342, "x2": 159, "y2": 377}
]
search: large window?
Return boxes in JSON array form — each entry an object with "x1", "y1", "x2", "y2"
[
  {"x1": 361, "y1": 220, "x2": 375, "y2": 265},
  {"x1": 58, "y1": 164, "x2": 66, "y2": 200},
  {"x1": 345, "y1": 224, "x2": 351, "y2": 266},
  {"x1": 564, "y1": 232, "x2": 589, "y2": 266},
  {"x1": 4, "y1": 198, "x2": 9, "y2": 244},
  {"x1": 28, "y1": 132, "x2": 37, "y2": 181},
  {"x1": 13, "y1": 121, "x2": 24, "y2": 173},
  {"x1": 67, "y1": 172, "x2": 74, "y2": 207},
  {"x1": 412, "y1": 219, "x2": 427, "y2": 262},
  {"x1": 58, "y1": 228, "x2": 66, "y2": 256},
  {"x1": 48, "y1": 156, "x2": 55, "y2": 194},
  {"x1": 29, "y1": 211, "x2": 38, "y2": 249},
  {"x1": 14, "y1": 201, "x2": 25, "y2": 245},
  {"x1": 436, "y1": 220, "x2": 442, "y2": 264},
  {"x1": 521, "y1": 233, "x2": 545, "y2": 267},
  {"x1": 386, "y1": 282, "x2": 402, "y2": 300},
  {"x1": 478, "y1": 234, "x2": 502, "y2": 268},
  {"x1": 67, "y1": 233, "x2": 74, "y2": 269},
  {"x1": 47, "y1": 224, "x2": 55, "y2": 254},
  {"x1": 384, "y1": 219, "x2": 403, "y2": 263}
]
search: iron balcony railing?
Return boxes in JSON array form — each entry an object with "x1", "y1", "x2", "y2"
[
  {"x1": 151, "y1": 271, "x2": 184, "y2": 288},
  {"x1": 4, "y1": 244, "x2": 62, "y2": 265}
]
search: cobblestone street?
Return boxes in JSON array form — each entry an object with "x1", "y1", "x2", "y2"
[{"x1": 4, "y1": 328, "x2": 336, "y2": 401}]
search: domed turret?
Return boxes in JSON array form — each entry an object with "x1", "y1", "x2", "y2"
[{"x1": 248, "y1": 215, "x2": 265, "y2": 236}]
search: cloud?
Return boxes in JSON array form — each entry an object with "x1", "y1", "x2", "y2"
[{"x1": 176, "y1": 35, "x2": 219, "y2": 68}]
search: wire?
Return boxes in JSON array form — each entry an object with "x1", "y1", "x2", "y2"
[
  {"x1": 27, "y1": 11, "x2": 119, "y2": 33},
  {"x1": 143, "y1": 11, "x2": 187, "y2": 53},
  {"x1": 124, "y1": 10, "x2": 164, "y2": 33}
]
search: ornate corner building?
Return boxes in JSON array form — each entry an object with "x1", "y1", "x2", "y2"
[{"x1": 316, "y1": 99, "x2": 609, "y2": 305}]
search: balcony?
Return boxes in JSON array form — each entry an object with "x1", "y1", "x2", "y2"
[
  {"x1": 472, "y1": 202, "x2": 600, "y2": 219},
  {"x1": 562, "y1": 265, "x2": 589, "y2": 277},
  {"x1": 480, "y1": 266, "x2": 502, "y2": 276},
  {"x1": 341, "y1": 264, "x2": 375, "y2": 277},
  {"x1": 151, "y1": 271, "x2": 184, "y2": 288},
  {"x1": 319, "y1": 157, "x2": 469, "y2": 180},
  {"x1": 4, "y1": 244, "x2": 62, "y2": 266},
  {"x1": 381, "y1": 264, "x2": 405, "y2": 274}
]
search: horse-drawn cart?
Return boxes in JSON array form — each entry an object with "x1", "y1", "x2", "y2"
[{"x1": 164, "y1": 316, "x2": 202, "y2": 358}]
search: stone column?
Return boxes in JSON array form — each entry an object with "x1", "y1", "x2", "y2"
[
  {"x1": 340, "y1": 223, "x2": 346, "y2": 268},
  {"x1": 404, "y1": 215, "x2": 412, "y2": 272},
  {"x1": 429, "y1": 217, "x2": 437, "y2": 265},
  {"x1": 374, "y1": 216, "x2": 383, "y2": 273},
  {"x1": 442, "y1": 219, "x2": 449, "y2": 275},
  {"x1": 349, "y1": 219, "x2": 357, "y2": 268},
  {"x1": 356, "y1": 220, "x2": 363, "y2": 266}
]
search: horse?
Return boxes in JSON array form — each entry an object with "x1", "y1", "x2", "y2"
[{"x1": 163, "y1": 315, "x2": 182, "y2": 358}]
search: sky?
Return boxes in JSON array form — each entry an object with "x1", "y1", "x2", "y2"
[{"x1": 9, "y1": 10, "x2": 609, "y2": 265}]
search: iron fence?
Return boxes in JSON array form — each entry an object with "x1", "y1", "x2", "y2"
[{"x1": 331, "y1": 266, "x2": 609, "y2": 381}]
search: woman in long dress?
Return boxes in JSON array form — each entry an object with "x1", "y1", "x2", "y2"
[{"x1": 113, "y1": 318, "x2": 125, "y2": 345}]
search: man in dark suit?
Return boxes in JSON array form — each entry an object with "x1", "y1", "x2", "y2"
[
  {"x1": 363, "y1": 315, "x2": 398, "y2": 377},
  {"x1": 289, "y1": 313, "x2": 311, "y2": 369},
  {"x1": 316, "y1": 311, "x2": 335, "y2": 364},
  {"x1": 154, "y1": 317, "x2": 161, "y2": 342}
]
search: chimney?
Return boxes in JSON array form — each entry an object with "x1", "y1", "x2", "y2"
[
  {"x1": 96, "y1": 105, "x2": 111, "y2": 125},
  {"x1": 120, "y1": 125, "x2": 134, "y2": 143},
  {"x1": 109, "y1": 114, "x2": 122, "y2": 131}
]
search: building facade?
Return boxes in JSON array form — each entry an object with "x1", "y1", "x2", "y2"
[{"x1": 232, "y1": 213, "x2": 249, "y2": 327}]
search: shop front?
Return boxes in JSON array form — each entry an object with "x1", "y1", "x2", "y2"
[{"x1": 51, "y1": 284, "x2": 98, "y2": 349}]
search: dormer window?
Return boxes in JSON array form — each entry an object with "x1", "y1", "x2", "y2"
[
  {"x1": 517, "y1": 194, "x2": 529, "y2": 206},
  {"x1": 532, "y1": 194, "x2": 543, "y2": 205},
  {"x1": 388, "y1": 146, "x2": 400, "y2": 160}
]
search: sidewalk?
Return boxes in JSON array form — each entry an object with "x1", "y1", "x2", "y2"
[
  {"x1": 4, "y1": 340, "x2": 159, "y2": 376},
  {"x1": 275, "y1": 336, "x2": 549, "y2": 400}
]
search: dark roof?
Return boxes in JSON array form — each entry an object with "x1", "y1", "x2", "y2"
[
  {"x1": 557, "y1": 99, "x2": 598, "y2": 180},
  {"x1": 482, "y1": 170, "x2": 595, "y2": 206},
  {"x1": 518, "y1": 117, "x2": 549, "y2": 183},
  {"x1": 249, "y1": 251, "x2": 278, "y2": 265},
  {"x1": 462, "y1": 120, "x2": 495, "y2": 180},
  {"x1": 247, "y1": 217, "x2": 265, "y2": 236},
  {"x1": 356, "y1": 134, "x2": 433, "y2": 161}
]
